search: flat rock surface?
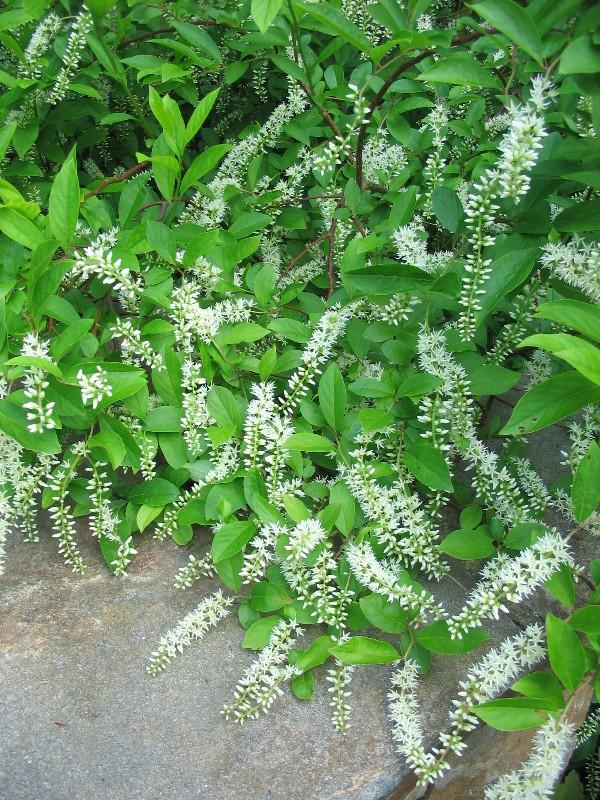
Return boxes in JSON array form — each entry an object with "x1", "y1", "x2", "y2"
[
  {"x1": 0, "y1": 416, "x2": 594, "y2": 800},
  {"x1": 2, "y1": 524, "x2": 523, "y2": 800}
]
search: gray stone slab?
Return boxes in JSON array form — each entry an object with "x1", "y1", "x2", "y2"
[{"x1": 2, "y1": 520, "x2": 525, "y2": 800}]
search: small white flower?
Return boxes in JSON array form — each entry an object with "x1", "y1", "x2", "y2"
[{"x1": 77, "y1": 367, "x2": 112, "y2": 409}]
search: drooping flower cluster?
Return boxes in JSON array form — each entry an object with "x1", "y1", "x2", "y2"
[
  {"x1": 21, "y1": 333, "x2": 56, "y2": 434},
  {"x1": 417, "y1": 328, "x2": 545, "y2": 524},
  {"x1": 222, "y1": 618, "x2": 302, "y2": 723},
  {"x1": 147, "y1": 590, "x2": 233, "y2": 676},
  {"x1": 183, "y1": 81, "x2": 308, "y2": 227},
  {"x1": 242, "y1": 382, "x2": 277, "y2": 470},
  {"x1": 392, "y1": 217, "x2": 453, "y2": 273},
  {"x1": 361, "y1": 131, "x2": 407, "y2": 185},
  {"x1": 281, "y1": 302, "x2": 360, "y2": 414},
  {"x1": 486, "y1": 274, "x2": 547, "y2": 365},
  {"x1": 72, "y1": 230, "x2": 142, "y2": 308},
  {"x1": 285, "y1": 543, "x2": 353, "y2": 627},
  {"x1": 239, "y1": 523, "x2": 283, "y2": 584},
  {"x1": 346, "y1": 540, "x2": 446, "y2": 622},
  {"x1": 46, "y1": 10, "x2": 93, "y2": 105},
  {"x1": 327, "y1": 659, "x2": 356, "y2": 734},
  {"x1": 19, "y1": 12, "x2": 62, "y2": 78},
  {"x1": 111, "y1": 319, "x2": 165, "y2": 372},
  {"x1": 181, "y1": 358, "x2": 213, "y2": 456},
  {"x1": 540, "y1": 239, "x2": 600, "y2": 305},
  {"x1": 562, "y1": 406, "x2": 599, "y2": 470},
  {"x1": 448, "y1": 531, "x2": 572, "y2": 638},
  {"x1": 388, "y1": 624, "x2": 545, "y2": 784},
  {"x1": 458, "y1": 77, "x2": 553, "y2": 339},
  {"x1": 341, "y1": 448, "x2": 446, "y2": 578},
  {"x1": 173, "y1": 553, "x2": 215, "y2": 589},
  {"x1": 285, "y1": 518, "x2": 327, "y2": 561},
  {"x1": 485, "y1": 717, "x2": 575, "y2": 799},
  {"x1": 46, "y1": 449, "x2": 86, "y2": 574},
  {"x1": 170, "y1": 282, "x2": 253, "y2": 351}
]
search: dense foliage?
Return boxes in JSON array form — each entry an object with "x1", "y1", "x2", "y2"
[{"x1": 1, "y1": 0, "x2": 600, "y2": 795}]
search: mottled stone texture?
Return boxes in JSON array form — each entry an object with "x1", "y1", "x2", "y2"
[{"x1": 0, "y1": 415, "x2": 594, "y2": 799}]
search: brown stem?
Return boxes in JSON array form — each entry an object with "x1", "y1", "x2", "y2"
[
  {"x1": 326, "y1": 217, "x2": 338, "y2": 299},
  {"x1": 276, "y1": 233, "x2": 328, "y2": 286},
  {"x1": 355, "y1": 29, "x2": 489, "y2": 188},
  {"x1": 83, "y1": 161, "x2": 149, "y2": 201}
]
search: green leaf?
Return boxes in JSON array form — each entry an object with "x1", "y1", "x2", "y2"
[
  {"x1": 471, "y1": 0, "x2": 543, "y2": 63},
  {"x1": 460, "y1": 504, "x2": 482, "y2": 530},
  {"x1": 251, "y1": 581, "x2": 293, "y2": 612},
  {"x1": 172, "y1": 524, "x2": 194, "y2": 548},
  {"x1": 418, "y1": 53, "x2": 501, "y2": 89},
  {"x1": 358, "y1": 408, "x2": 394, "y2": 432},
  {"x1": 318, "y1": 363, "x2": 346, "y2": 432},
  {"x1": 172, "y1": 21, "x2": 221, "y2": 61},
  {"x1": 295, "y1": 635, "x2": 335, "y2": 672},
  {"x1": 554, "y1": 199, "x2": 600, "y2": 232},
  {"x1": 546, "y1": 613, "x2": 585, "y2": 692},
  {"x1": 149, "y1": 87, "x2": 185, "y2": 156},
  {"x1": 103, "y1": 368, "x2": 147, "y2": 407},
  {"x1": 129, "y1": 478, "x2": 179, "y2": 507},
  {"x1": 251, "y1": 0, "x2": 283, "y2": 32},
  {"x1": 473, "y1": 246, "x2": 539, "y2": 327},
  {"x1": 137, "y1": 504, "x2": 163, "y2": 532},
  {"x1": 217, "y1": 322, "x2": 269, "y2": 345},
  {"x1": 569, "y1": 606, "x2": 600, "y2": 636},
  {"x1": 329, "y1": 480, "x2": 355, "y2": 536},
  {"x1": 253, "y1": 264, "x2": 277, "y2": 307},
  {"x1": 329, "y1": 636, "x2": 400, "y2": 665},
  {"x1": 403, "y1": 443, "x2": 453, "y2": 492},
  {"x1": 267, "y1": 318, "x2": 311, "y2": 343},
  {"x1": 283, "y1": 432, "x2": 336, "y2": 453},
  {"x1": 298, "y1": 2, "x2": 374, "y2": 55},
  {"x1": 206, "y1": 386, "x2": 244, "y2": 432},
  {"x1": 344, "y1": 263, "x2": 432, "y2": 296},
  {"x1": 439, "y1": 528, "x2": 495, "y2": 560},
  {"x1": 500, "y1": 372, "x2": 600, "y2": 435},
  {"x1": 359, "y1": 593, "x2": 411, "y2": 634},
  {"x1": 291, "y1": 671, "x2": 313, "y2": 700},
  {"x1": 545, "y1": 564, "x2": 576, "y2": 608},
  {"x1": 560, "y1": 35, "x2": 600, "y2": 75},
  {"x1": 242, "y1": 615, "x2": 281, "y2": 649},
  {"x1": 512, "y1": 671, "x2": 565, "y2": 711},
  {"x1": 211, "y1": 520, "x2": 256, "y2": 563},
  {"x1": 145, "y1": 405, "x2": 182, "y2": 433},
  {"x1": 50, "y1": 319, "x2": 93, "y2": 361},
  {"x1": 185, "y1": 88, "x2": 220, "y2": 144},
  {"x1": 0, "y1": 397, "x2": 60, "y2": 453},
  {"x1": 465, "y1": 364, "x2": 520, "y2": 396},
  {"x1": 474, "y1": 699, "x2": 547, "y2": 731},
  {"x1": 536, "y1": 300, "x2": 600, "y2": 344},
  {"x1": 180, "y1": 144, "x2": 231, "y2": 194},
  {"x1": 396, "y1": 372, "x2": 442, "y2": 398},
  {"x1": 431, "y1": 186, "x2": 463, "y2": 232},
  {"x1": 88, "y1": 431, "x2": 126, "y2": 469},
  {"x1": 504, "y1": 522, "x2": 546, "y2": 551},
  {"x1": 49, "y1": 145, "x2": 79, "y2": 248},
  {"x1": 519, "y1": 333, "x2": 600, "y2": 385},
  {"x1": 0, "y1": 206, "x2": 43, "y2": 249},
  {"x1": 5, "y1": 356, "x2": 63, "y2": 378},
  {"x1": 146, "y1": 220, "x2": 176, "y2": 263},
  {"x1": 416, "y1": 621, "x2": 490, "y2": 654},
  {"x1": 571, "y1": 441, "x2": 600, "y2": 523},
  {"x1": 214, "y1": 551, "x2": 243, "y2": 591}
]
